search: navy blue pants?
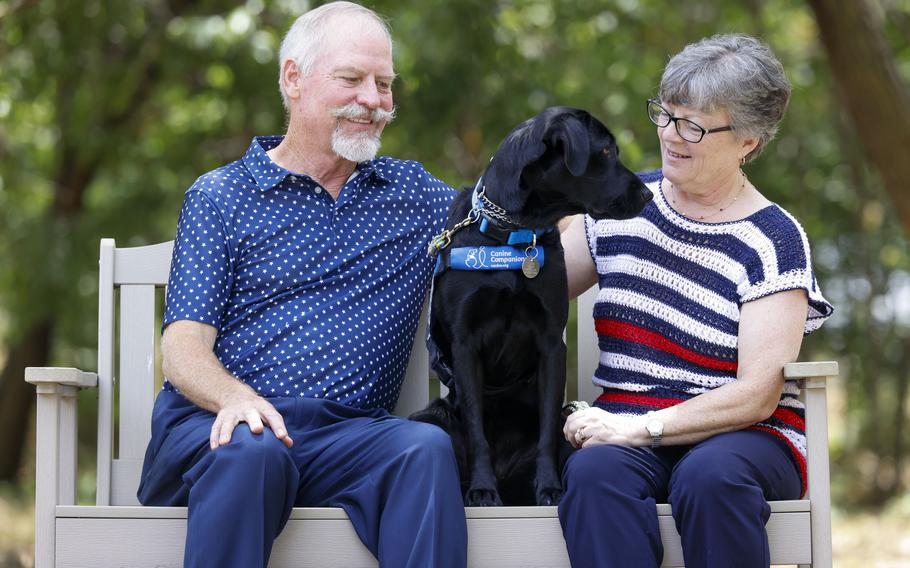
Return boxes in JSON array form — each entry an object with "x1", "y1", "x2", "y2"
[
  {"x1": 138, "y1": 391, "x2": 467, "y2": 568},
  {"x1": 558, "y1": 430, "x2": 801, "y2": 568}
]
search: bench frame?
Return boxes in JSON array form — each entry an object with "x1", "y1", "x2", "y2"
[{"x1": 26, "y1": 238, "x2": 837, "y2": 567}]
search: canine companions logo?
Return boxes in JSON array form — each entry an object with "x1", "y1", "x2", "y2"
[
  {"x1": 448, "y1": 246, "x2": 541, "y2": 271},
  {"x1": 465, "y1": 247, "x2": 487, "y2": 269}
]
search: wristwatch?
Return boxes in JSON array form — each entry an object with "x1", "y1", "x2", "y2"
[{"x1": 645, "y1": 413, "x2": 664, "y2": 449}]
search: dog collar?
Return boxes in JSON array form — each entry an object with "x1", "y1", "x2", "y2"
[
  {"x1": 471, "y1": 183, "x2": 518, "y2": 226},
  {"x1": 434, "y1": 245, "x2": 545, "y2": 276},
  {"x1": 471, "y1": 183, "x2": 552, "y2": 245},
  {"x1": 427, "y1": 176, "x2": 554, "y2": 256},
  {"x1": 478, "y1": 216, "x2": 553, "y2": 246}
]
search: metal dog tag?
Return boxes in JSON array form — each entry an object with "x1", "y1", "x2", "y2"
[{"x1": 521, "y1": 256, "x2": 540, "y2": 279}]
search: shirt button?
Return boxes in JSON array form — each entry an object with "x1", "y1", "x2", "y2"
[{"x1": 314, "y1": 187, "x2": 322, "y2": 194}]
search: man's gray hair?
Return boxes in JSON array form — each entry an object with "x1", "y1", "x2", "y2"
[
  {"x1": 659, "y1": 34, "x2": 791, "y2": 162},
  {"x1": 278, "y1": 1, "x2": 393, "y2": 110}
]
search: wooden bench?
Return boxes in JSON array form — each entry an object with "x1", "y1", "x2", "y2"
[{"x1": 26, "y1": 238, "x2": 837, "y2": 567}]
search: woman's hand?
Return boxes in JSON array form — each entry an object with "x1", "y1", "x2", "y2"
[{"x1": 563, "y1": 407, "x2": 648, "y2": 449}]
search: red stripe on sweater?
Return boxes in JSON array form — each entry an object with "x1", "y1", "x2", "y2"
[
  {"x1": 595, "y1": 319, "x2": 738, "y2": 372},
  {"x1": 598, "y1": 391, "x2": 808, "y2": 497},
  {"x1": 596, "y1": 391, "x2": 686, "y2": 410},
  {"x1": 769, "y1": 406, "x2": 806, "y2": 432},
  {"x1": 750, "y1": 425, "x2": 808, "y2": 498}
]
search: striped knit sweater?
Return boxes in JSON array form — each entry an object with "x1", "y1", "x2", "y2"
[{"x1": 585, "y1": 170, "x2": 833, "y2": 495}]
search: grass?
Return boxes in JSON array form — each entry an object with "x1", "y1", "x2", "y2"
[
  {"x1": 831, "y1": 495, "x2": 910, "y2": 568},
  {"x1": 0, "y1": 486, "x2": 34, "y2": 568}
]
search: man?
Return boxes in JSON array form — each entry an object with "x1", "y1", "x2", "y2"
[{"x1": 136, "y1": 3, "x2": 467, "y2": 567}]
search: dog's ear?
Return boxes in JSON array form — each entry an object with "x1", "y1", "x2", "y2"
[
  {"x1": 482, "y1": 119, "x2": 547, "y2": 210},
  {"x1": 544, "y1": 111, "x2": 592, "y2": 176}
]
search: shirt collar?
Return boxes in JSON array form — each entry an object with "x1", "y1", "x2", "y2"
[
  {"x1": 242, "y1": 136, "x2": 289, "y2": 192},
  {"x1": 242, "y1": 136, "x2": 391, "y2": 192},
  {"x1": 354, "y1": 158, "x2": 392, "y2": 184}
]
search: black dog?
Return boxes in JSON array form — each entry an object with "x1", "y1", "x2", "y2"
[{"x1": 411, "y1": 107, "x2": 651, "y2": 506}]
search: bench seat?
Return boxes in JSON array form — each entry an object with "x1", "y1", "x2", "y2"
[{"x1": 55, "y1": 502, "x2": 812, "y2": 567}]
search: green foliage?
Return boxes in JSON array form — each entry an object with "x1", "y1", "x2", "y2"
[{"x1": 1, "y1": 0, "x2": 908, "y2": 507}]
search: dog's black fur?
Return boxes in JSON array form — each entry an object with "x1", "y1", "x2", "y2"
[{"x1": 411, "y1": 107, "x2": 652, "y2": 506}]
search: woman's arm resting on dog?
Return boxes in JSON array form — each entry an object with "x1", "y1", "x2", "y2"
[
  {"x1": 162, "y1": 320, "x2": 294, "y2": 450},
  {"x1": 565, "y1": 289, "x2": 808, "y2": 448},
  {"x1": 561, "y1": 214, "x2": 598, "y2": 299}
]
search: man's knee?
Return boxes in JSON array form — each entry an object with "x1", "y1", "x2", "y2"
[
  {"x1": 211, "y1": 425, "x2": 295, "y2": 476},
  {"x1": 396, "y1": 420, "x2": 457, "y2": 465},
  {"x1": 181, "y1": 424, "x2": 299, "y2": 516},
  {"x1": 406, "y1": 421, "x2": 454, "y2": 459}
]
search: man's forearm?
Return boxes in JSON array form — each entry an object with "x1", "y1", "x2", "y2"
[
  {"x1": 161, "y1": 325, "x2": 259, "y2": 413},
  {"x1": 162, "y1": 324, "x2": 294, "y2": 449}
]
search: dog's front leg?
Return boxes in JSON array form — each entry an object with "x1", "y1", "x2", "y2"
[
  {"x1": 453, "y1": 344, "x2": 502, "y2": 507},
  {"x1": 535, "y1": 335, "x2": 567, "y2": 506}
]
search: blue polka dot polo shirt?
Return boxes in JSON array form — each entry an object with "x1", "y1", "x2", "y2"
[{"x1": 163, "y1": 136, "x2": 456, "y2": 411}]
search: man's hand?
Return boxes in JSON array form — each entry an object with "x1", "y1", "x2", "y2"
[{"x1": 210, "y1": 393, "x2": 294, "y2": 450}]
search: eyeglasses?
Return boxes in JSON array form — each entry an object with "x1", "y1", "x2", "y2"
[{"x1": 646, "y1": 99, "x2": 734, "y2": 143}]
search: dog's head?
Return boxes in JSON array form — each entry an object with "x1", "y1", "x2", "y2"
[{"x1": 482, "y1": 107, "x2": 652, "y2": 227}]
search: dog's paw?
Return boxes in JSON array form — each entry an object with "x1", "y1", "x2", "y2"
[
  {"x1": 464, "y1": 488, "x2": 503, "y2": 507},
  {"x1": 535, "y1": 487, "x2": 564, "y2": 506}
]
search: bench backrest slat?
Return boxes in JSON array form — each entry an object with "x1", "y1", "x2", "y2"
[
  {"x1": 111, "y1": 459, "x2": 144, "y2": 506},
  {"x1": 98, "y1": 241, "x2": 173, "y2": 505},
  {"x1": 96, "y1": 240, "x2": 116, "y2": 506},
  {"x1": 576, "y1": 287, "x2": 600, "y2": 404},
  {"x1": 118, "y1": 284, "x2": 157, "y2": 461},
  {"x1": 392, "y1": 308, "x2": 430, "y2": 417}
]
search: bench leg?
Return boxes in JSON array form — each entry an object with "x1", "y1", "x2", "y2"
[
  {"x1": 804, "y1": 377, "x2": 833, "y2": 568},
  {"x1": 34, "y1": 385, "x2": 64, "y2": 567}
]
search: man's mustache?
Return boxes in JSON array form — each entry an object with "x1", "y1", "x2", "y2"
[{"x1": 330, "y1": 103, "x2": 396, "y2": 125}]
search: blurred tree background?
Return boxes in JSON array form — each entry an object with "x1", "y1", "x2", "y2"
[{"x1": 1, "y1": 0, "x2": 909, "y2": 556}]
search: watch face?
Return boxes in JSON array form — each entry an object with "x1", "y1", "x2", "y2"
[{"x1": 647, "y1": 420, "x2": 663, "y2": 436}]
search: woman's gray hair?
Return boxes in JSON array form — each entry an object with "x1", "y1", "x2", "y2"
[
  {"x1": 659, "y1": 34, "x2": 791, "y2": 162},
  {"x1": 278, "y1": 1, "x2": 393, "y2": 110}
]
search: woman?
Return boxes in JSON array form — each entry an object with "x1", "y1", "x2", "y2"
[{"x1": 558, "y1": 34, "x2": 833, "y2": 568}]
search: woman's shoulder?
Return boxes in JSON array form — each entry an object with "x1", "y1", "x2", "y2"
[
  {"x1": 746, "y1": 202, "x2": 811, "y2": 247},
  {"x1": 734, "y1": 201, "x2": 820, "y2": 283}
]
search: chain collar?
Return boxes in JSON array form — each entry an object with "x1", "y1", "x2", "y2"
[
  {"x1": 473, "y1": 184, "x2": 519, "y2": 227},
  {"x1": 427, "y1": 174, "x2": 528, "y2": 257}
]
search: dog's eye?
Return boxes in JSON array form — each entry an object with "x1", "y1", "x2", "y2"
[{"x1": 602, "y1": 147, "x2": 612, "y2": 157}]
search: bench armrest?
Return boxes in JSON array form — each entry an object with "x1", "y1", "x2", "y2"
[
  {"x1": 781, "y1": 360, "x2": 836, "y2": 565},
  {"x1": 783, "y1": 361, "x2": 838, "y2": 383},
  {"x1": 26, "y1": 367, "x2": 98, "y2": 389},
  {"x1": 27, "y1": 367, "x2": 95, "y2": 516}
]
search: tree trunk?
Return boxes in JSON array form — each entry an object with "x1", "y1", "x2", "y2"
[
  {"x1": 807, "y1": 0, "x2": 910, "y2": 234},
  {"x1": 0, "y1": 322, "x2": 53, "y2": 480},
  {"x1": 890, "y1": 336, "x2": 910, "y2": 497}
]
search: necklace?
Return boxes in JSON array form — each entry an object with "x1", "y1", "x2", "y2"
[{"x1": 668, "y1": 170, "x2": 746, "y2": 221}]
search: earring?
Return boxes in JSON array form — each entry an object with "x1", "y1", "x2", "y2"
[{"x1": 740, "y1": 156, "x2": 746, "y2": 166}]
